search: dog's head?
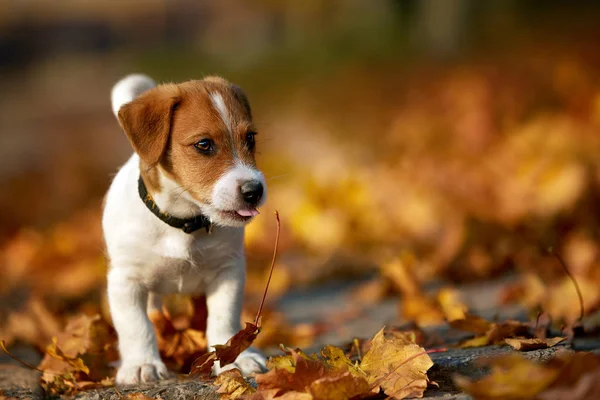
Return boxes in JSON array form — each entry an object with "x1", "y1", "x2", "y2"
[{"x1": 117, "y1": 76, "x2": 266, "y2": 227}]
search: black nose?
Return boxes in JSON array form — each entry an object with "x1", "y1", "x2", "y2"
[{"x1": 240, "y1": 180, "x2": 263, "y2": 205}]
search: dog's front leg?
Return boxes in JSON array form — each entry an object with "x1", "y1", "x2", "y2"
[
  {"x1": 108, "y1": 269, "x2": 169, "y2": 385},
  {"x1": 206, "y1": 262, "x2": 266, "y2": 376}
]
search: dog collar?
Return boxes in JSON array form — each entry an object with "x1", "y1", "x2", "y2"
[{"x1": 138, "y1": 176, "x2": 212, "y2": 234}]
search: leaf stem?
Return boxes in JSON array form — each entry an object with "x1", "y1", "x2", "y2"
[
  {"x1": 0, "y1": 340, "x2": 45, "y2": 373},
  {"x1": 255, "y1": 210, "x2": 281, "y2": 327},
  {"x1": 550, "y1": 249, "x2": 584, "y2": 321}
]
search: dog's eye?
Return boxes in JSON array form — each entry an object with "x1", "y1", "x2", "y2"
[
  {"x1": 245, "y1": 131, "x2": 256, "y2": 151},
  {"x1": 194, "y1": 139, "x2": 213, "y2": 154}
]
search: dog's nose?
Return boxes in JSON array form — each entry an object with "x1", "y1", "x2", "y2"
[{"x1": 240, "y1": 180, "x2": 263, "y2": 205}]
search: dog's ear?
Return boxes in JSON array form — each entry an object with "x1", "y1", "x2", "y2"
[{"x1": 117, "y1": 85, "x2": 181, "y2": 166}]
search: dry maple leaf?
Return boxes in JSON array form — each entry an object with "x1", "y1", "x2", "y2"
[
  {"x1": 257, "y1": 349, "x2": 372, "y2": 400},
  {"x1": 214, "y1": 321, "x2": 261, "y2": 367},
  {"x1": 267, "y1": 347, "x2": 319, "y2": 373},
  {"x1": 359, "y1": 328, "x2": 433, "y2": 399},
  {"x1": 38, "y1": 313, "x2": 118, "y2": 394},
  {"x1": 189, "y1": 321, "x2": 261, "y2": 378},
  {"x1": 256, "y1": 350, "x2": 331, "y2": 395},
  {"x1": 44, "y1": 336, "x2": 89, "y2": 374},
  {"x1": 214, "y1": 368, "x2": 257, "y2": 399},
  {"x1": 504, "y1": 337, "x2": 565, "y2": 351},
  {"x1": 189, "y1": 352, "x2": 218, "y2": 378}
]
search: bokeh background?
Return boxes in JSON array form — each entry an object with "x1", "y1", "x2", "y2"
[{"x1": 2, "y1": 0, "x2": 600, "y2": 367}]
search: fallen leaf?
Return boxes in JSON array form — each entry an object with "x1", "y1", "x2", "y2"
[
  {"x1": 436, "y1": 288, "x2": 468, "y2": 322},
  {"x1": 451, "y1": 314, "x2": 530, "y2": 348},
  {"x1": 360, "y1": 328, "x2": 433, "y2": 399},
  {"x1": 38, "y1": 314, "x2": 117, "y2": 395},
  {"x1": 455, "y1": 351, "x2": 600, "y2": 400},
  {"x1": 320, "y1": 345, "x2": 365, "y2": 377},
  {"x1": 214, "y1": 368, "x2": 256, "y2": 399},
  {"x1": 505, "y1": 337, "x2": 565, "y2": 351},
  {"x1": 189, "y1": 352, "x2": 218, "y2": 378},
  {"x1": 190, "y1": 320, "x2": 261, "y2": 378},
  {"x1": 257, "y1": 348, "x2": 373, "y2": 400},
  {"x1": 455, "y1": 353, "x2": 558, "y2": 399},
  {"x1": 267, "y1": 347, "x2": 319, "y2": 373},
  {"x1": 401, "y1": 294, "x2": 445, "y2": 327},
  {"x1": 308, "y1": 371, "x2": 371, "y2": 400},
  {"x1": 214, "y1": 322, "x2": 261, "y2": 367},
  {"x1": 45, "y1": 337, "x2": 89, "y2": 374},
  {"x1": 256, "y1": 350, "x2": 331, "y2": 395},
  {"x1": 449, "y1": 313, "x2": 491, "y2": 335}
]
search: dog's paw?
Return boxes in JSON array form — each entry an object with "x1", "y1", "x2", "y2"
[
  {"x1": 213, "y1": 348, "x2": 267, "y2": 376},
  {"x1": 116, "y1": 359, "x2": 170, "y2": 385}
]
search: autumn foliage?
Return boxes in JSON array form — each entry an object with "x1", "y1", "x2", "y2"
[{"x1": 2, "y1": 21, "x2": 600, "y2": 399}]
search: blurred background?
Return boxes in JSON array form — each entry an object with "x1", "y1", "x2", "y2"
[{"x1": 2, "y1": 0, "x2": 600, "y2": 372}]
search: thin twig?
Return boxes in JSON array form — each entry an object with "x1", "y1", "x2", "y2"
[
  {"x1": 534, "y1": 309, "x2": 542, "y2": 333},
  {"x1": 353, "y1": 338, "x2": 362, "y2": 362},
  {"x1": 254, "y1": 210, "x2": 281, "y2": 327},
  {"x1": 0, "y1": 340, "x2": 45, "y2": 373},
  {"x1": 113, "y1": 386, "x2": 125, "y2": 399},
  {"x1": 549, "y1": 248, "x2": 584, "y2": 321}
]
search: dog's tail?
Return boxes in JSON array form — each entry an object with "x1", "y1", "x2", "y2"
[{"x1": 111, "y1": 74, "x2": 156, "y2": 118}]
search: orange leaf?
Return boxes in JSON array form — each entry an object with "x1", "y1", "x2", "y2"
[
  {"x1": 505, "y1": 337, "x2": 565, "y2": 351},
  {"x1": 256, "y1": 350, "x2": 330, "y2": 395},
  {"x1": 454, "y1": 354, "x2": 560, "y2": 399},
  {"x1": 308, "y1": 371, "x2": 371, "y2": 400},
  {"x1": 214, "y1": 322, "x2": 260, "y2": 367}
]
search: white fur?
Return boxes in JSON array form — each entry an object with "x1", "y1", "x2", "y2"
[
  {"x1": 210, "y1": 92, "x2": 233, "y2": 133},
  {"x1": 104, "y1": 77, "x2": 267, "y2": 386},
  {"x1": 111, "y1": 74, "x2": 156, "y2": 117},
  {"x1": 212, "y1": 161, "x2": 266, "y2": 213}
]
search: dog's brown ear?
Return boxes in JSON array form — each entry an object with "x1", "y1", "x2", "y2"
[{"x1": 117, "y1": 85, "x2": 181, "y2": 166}]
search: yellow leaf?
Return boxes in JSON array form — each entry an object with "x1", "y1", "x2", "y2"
[
  {"x1": 360, "y1": 328, "x2": 433, "y2": 399},
  {"x1": 320, "y1": 345, "x2": 365, "y2": 377},
  {"x1": 45, "y1": 337, "x2": 89, "y2": 375},
  {"x1": 267, "y1": 355, "x2": 296, "y2": 373},
  {"x1": 436, "y1": 288, "x2": 468, "y2": 322},
  {"x1": 214, "y1": 368, "x2": 256, "y2": 399},
  {"x1": 454, "y1": 354, "x2": 561, "y2": 399}
]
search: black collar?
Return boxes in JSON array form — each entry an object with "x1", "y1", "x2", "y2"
[{"x1": 138, "y1": 176, "x2": 212, "y2": 234}]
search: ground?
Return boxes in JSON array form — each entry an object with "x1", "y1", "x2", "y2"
[{"x1": 2, "y1": 277, "x2": 599, "y2": 399}]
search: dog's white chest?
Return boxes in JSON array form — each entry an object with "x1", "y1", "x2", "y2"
[{"x1": 139, "y1": 226, "x2": 244, "y2": 294}]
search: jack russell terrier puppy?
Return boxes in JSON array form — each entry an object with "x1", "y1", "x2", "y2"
[{"x1": 103, "y1": 74, "x2": 267, "y2": 385}]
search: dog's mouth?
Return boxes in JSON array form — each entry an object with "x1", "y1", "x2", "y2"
[{"x1": 216, "y1": 208, "x2": 260, "y2": 222}]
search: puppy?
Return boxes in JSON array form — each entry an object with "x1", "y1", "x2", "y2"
[{"x1": 103, "y1": 74, "x2": 267, "y2": 385}]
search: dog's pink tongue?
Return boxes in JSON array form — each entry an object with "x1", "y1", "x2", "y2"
[{"x1": 236, "y1": 208, "x2": 260, "y2": 217}]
